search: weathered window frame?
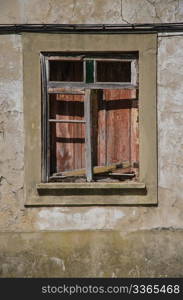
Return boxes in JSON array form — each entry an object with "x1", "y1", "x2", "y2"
[
  {"x1": 23, "y1": 33, "x2": 157, "y2": 206},
  {"x1": 41, "y1": 53, "x2": 139, "y2": 183}
]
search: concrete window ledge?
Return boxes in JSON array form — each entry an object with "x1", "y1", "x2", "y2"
[
  {"x1": 36, "y1": 182, "x2": 146, "y2": 190},
  {"x1": 24, "y1": 182, "x2": 149, "y2": 207}
]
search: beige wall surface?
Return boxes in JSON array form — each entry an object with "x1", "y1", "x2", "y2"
[
  {"x1": 0, "y1": 0, "x2": 183, "y2": 24},
  {"x1": 0, "y1": 0, "x2": 183, "y2": 277}
]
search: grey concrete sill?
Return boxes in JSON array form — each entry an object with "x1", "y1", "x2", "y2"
[
  {"x1": 37, "y1": 182, "x2": 146, "y2": 190},
  {"x1": 24, "y1": 182, "x2": 153, "y2": 206}
]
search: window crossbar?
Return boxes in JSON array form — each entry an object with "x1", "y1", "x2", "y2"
[{"x1": 48, "y1": 119, "x2": 86, "y2": 124}]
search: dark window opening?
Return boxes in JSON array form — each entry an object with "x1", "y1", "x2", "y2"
[
  {"x1": 96, "y1": 61, "x2": 131, "y2": 82},
  {"x1": 49, "y1": 60, "x2": 84, "y2": 82}
]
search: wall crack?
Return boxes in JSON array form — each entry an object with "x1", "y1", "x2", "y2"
[{"x1": 121, "y1": 0, "x2": 131, "y2": 24}]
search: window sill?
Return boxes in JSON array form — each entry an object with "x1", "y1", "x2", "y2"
[
  {"x1": 36, "y1": 182, "x2": 146, "y2": 190},
  {"x1": 23, "y1": 181, "x2": 157, "y2": 207}
]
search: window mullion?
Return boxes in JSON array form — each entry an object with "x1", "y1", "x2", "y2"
[
  {"x1": 41, "y1": 54, "x2": 50, "y2": 182},
  {"x1": 84, "y1": 89, "x2": 93, "y2": 182}
]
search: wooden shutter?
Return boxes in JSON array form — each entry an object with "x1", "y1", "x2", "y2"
[
  {"x1": 50, "y1": 92, "x2": 85, "y2": 174},
  {"x1": 97, "y1": 89, "x2": 139, "y2": 176}
]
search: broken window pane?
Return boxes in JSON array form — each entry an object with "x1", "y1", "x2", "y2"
[
  {"x1": 49, "y1": 60, "x2": 84, "y2": 82},
  {"x1": 96, "y1": 61, "x2": 131, "y2": 82}
]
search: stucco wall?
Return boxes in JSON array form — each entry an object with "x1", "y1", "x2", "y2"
[
  {"x1": 0, "y1": 0, "x2": 183, "y2": 24},
  {"x1": 0, "y1": 0, "x2": 183, "y2": 277}
]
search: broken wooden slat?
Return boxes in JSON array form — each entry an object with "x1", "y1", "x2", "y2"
[
  {"x1": 108, "y1": 172, "x2": 135, "y2": 179},
  {"x1": 53, "y1": 161, "x2": 130, "y2": 177}
]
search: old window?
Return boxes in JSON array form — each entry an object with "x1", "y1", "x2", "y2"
[
  {"x1": 41, "y1": 53, "x2": 139, "y2": 184},
  {"x1": 23, "y1": 33, "x2": 157, "y2": 205}
]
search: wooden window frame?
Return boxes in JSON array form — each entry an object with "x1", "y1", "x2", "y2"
[
  {"x1": 23, "y1": 32, "x2": 157, "y2": 206},
  {"x1": 41, "y1": 53, "x2": 138, "y2": 183},
  {"x1": 47, "y1": 57, "x2": 138, "y2": 90}
]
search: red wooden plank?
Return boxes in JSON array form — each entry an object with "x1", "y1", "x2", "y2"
[
  {"x1": 97, "y1": 89, "x2": 138, "y2": 176},
  {"x1": 49, "y1": 87, "x2": 139, "y2": 180},
  {"x1": 50, "y1": 93, "x2": 85, "y2": 174}
]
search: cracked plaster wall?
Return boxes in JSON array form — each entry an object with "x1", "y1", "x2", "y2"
[
  {"x1": 0, "y1": 0, "x2": 183, "y2": 24},
  {"x1": 0, "y1": 0, "x2": 183, "y2": 277}
]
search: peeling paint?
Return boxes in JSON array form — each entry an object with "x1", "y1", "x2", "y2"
[
  {"x1": 36, "y1": 208, "x2": 125, "y2": 230},
  {"x1": 0, "y1": 80, "x2": 23, "y2": 113},
  {"x1": 50, "y1": 257, "x2": 65, "y2": 271}
]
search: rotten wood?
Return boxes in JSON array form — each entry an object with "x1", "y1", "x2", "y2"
[
  {"x1": 53, "y1": 161, "x2": 130, "y2": 177},
  {"x1": 108, "y1": 172, "x2": 135, "y2": 179}
]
